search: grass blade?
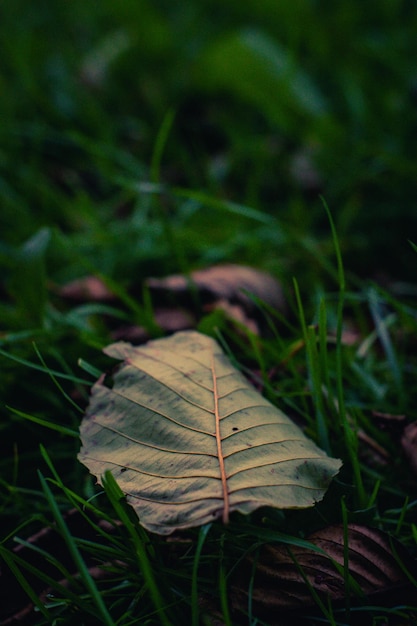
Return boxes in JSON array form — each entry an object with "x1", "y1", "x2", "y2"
[
  {"x1": 219, "y1": 534, "x2": 232, "y2": 626},
  {"x1": 102, "y1": 470, "x2": 172, "y2": 626},
  {"x1": 191, "y1": 523, "x2": 211, "y2": 626},
  {"x1": 0, "y1": 545, "x2": 51, "y2": 620},
  {"x1": 7, "y1": 406, "x2": 79, "y2": 437},
  {"x1": 38, "y1": 471, "x2": 116, "y2": 626},
  {"x1": 0, "y1": 347, "x2": 91, "y2": 385},
  {"x1": 322, "y1": 198, "x2": 366, "y2": 508}
]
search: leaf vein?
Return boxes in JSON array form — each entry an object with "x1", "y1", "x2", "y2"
[
  {"x1": 227, "y1": 454, "x2": 324, "y2": 477},
  {"x1": 129, "y1": 349, "x2": 215, "y2": 390},
  {"x1": 107, "y1": 386, "x2": 215, "y2": 431},
  {"x1": 224, "y1": 440, "x2": 315, "y2": 459},
  {"x1": 87, "y1": 421, "x2": 216, "y2": 452}
]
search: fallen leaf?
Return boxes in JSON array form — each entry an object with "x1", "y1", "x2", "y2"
[
  {"x1": 146, "y1": 264, "x2": 286, "y2": 317},
  {"x1": 401, "y1": 421, "x2": 417, "y2": 477},
  {"x1": 372, "y1": 411, "x2": 407, "y2": 437},
  {"x1": 57, "y1": 276, "x2": 116, "y2": 301},
  {"x1": 203, "y1": 298, "x2": 260, "y2": 334},
  {"x1": 110, "y1": 307, "x2": 196, "y2": 343},
  {"x1": 289, "y1": 145, "x2": 322, "y2": 194},
  {"x1": 57, "y1": 265, "x2": 285, "y2": 338},
  {"x1": 231, "y1": 524, "x2": 416, "y2": 623},
  {"x1": 78, "y1": 331, "x2": 341, "y2": 535}
]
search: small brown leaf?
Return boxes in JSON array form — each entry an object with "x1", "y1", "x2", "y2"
[
  {"x1": 146, "y1": 264, "x2": 286, "y2": 316},
  {"x1": 57, "y1": 276, "x2": 116, "y2": 301},
  {"x1": 111, "y1": 307, "x2": 196, "y2": 343},
  {"x1": 401, "y1": 421, "x2": 417, "y2": 476},
  {"x1": 372, "y1": 411, "x2": 408, "y2": 437},
  {"x1": 231, "y1": 524, "x2": 415, "y2": 623},
  {"x1": 203, "y1": 298, "x2": 260, "y2": 334}
]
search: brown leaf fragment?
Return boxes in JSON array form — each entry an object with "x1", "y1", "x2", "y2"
[
  {"x1": 110, "y1": 307, "x2": 196, "y2": 342},
  {"x1": 56, "y1": 265, "x2": 285, "y2": 339},
  {"x1": 372, "y1": 411, "x2": 408, "y2": 437},
  {"x1": 56, "y1": 276, "x2": 116, "y2": 301},
  {"x1": 203, "y1": 298, "x2": 260, "y2": 334},
  {"x1": 401, "y1": 421, "x2": 417, "y2": 476},
  {"x1": 289, "y1": 145, "x2": 322, "y2": 194},
  {"x1": 231, "y1": 524, "x2": 416, "y2": 624},
  {"x1": 357, "y1": 428, "x2": 391, "y2": 465},
  {"x1": 146, "y1": 264, "x2": 286, "y2": 316}
]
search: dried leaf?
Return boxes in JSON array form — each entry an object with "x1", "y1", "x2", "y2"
[
  {"x1": 78, "y1": 331, "x2": 341, "y2": 535},
  {"x1": 289, "y1": 146, "x2": 322, "y2": 193},
  {"x1": 146, "y1": 264, "x2": 286, "y2": 316},
  {"x1": 372, "y1": 411, "x2": 407, "y2": 437},
  {"x1": 203, "y1": 298, "x2": 260, "y2": 334},
  {"x1": 401, "y1": 421, "x2": 417, "y2": 476},
  {"x1": 232, "y1": 524, "x2": 416, "y2": 622},
  {"x1": 110, "y1": 307, "x2": 196, "y2": 343},
  {"x1": 57, "y1": 276, "x2": 116, "y2": 301}
]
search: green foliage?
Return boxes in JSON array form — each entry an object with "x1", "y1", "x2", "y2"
[{"x1": 1, "y1": 0, "x2": 417, "y2": 624}]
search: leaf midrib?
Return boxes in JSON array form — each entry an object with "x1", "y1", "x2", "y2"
[{"x1": 212, "y1": 351, "x2": 229, "y2": 524}]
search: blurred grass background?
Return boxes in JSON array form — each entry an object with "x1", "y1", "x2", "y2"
[{"x1": 1, "y1": 0, "x2": 417, "y2": 282}]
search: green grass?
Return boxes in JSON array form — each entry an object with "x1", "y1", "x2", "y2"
[{"x1": 1, "y1": 1, "x2": 417, "y2": 624}]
